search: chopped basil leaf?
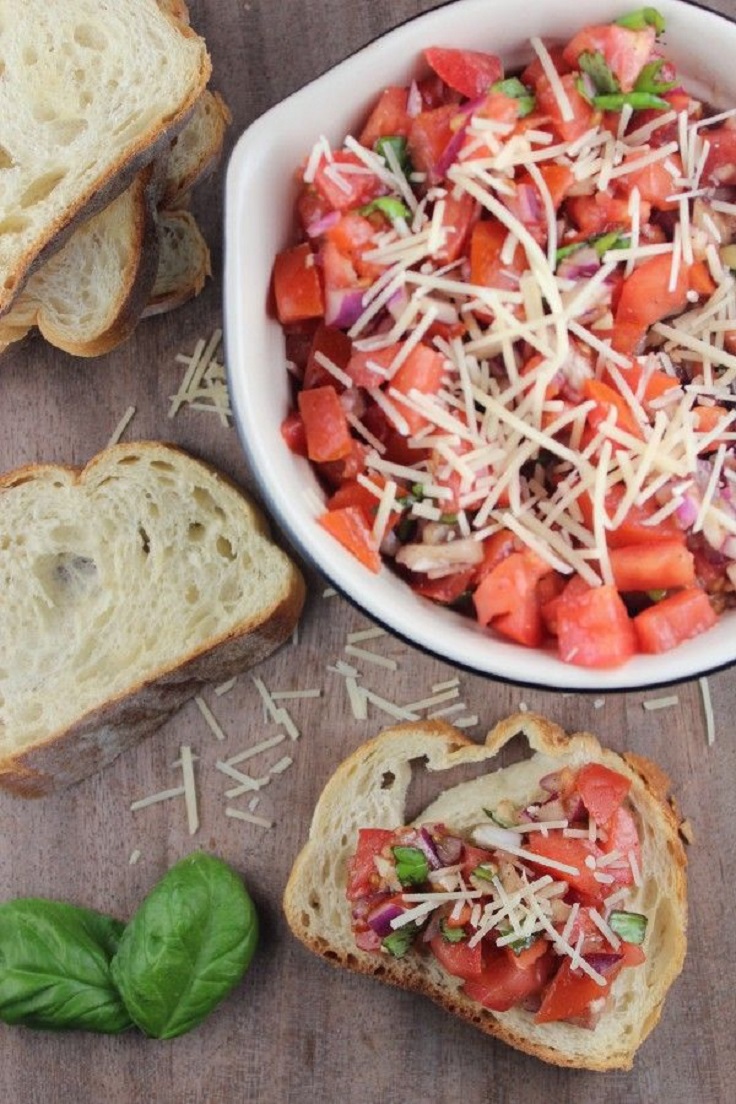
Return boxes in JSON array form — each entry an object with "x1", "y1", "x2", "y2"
[
  {"x1": 634, "y1": 59, "x2": 676, "y2": 98},
  {"x1": 592, "y1": 90, "x2": 671, "y2": 112},
  {"x1": 392, "y1": 845, "x2": 429, "y2": 887},
  {"x1": 497, "y1": 925, "x2": 538, "y2": 954},
  {"x1": 615, "y1": 8, "x2": 666, "y2": 35},
  {"x1": 647, "y1": 588, "x2": 667, "y2": 602},
  {"x1": 491, "y1": 77, "x2": 536, "y2": 117},
  {"x1": 555, "y1": 230, "x2": 629, "y2": 265},
  {"x1": 358, "y1": 196, "x2": 411, "y2": 222},
  {"x1": 382, "y1": 922, "x2": 420, "y2": 958},
  {"x1": 374, "y1": 135, "x2": 412, "y2": 176},
  {"x1": 609, "y1": 910, "x2": 648, "y2": 945},
  {"x1": 411, "y1": 482, "x2": 426, "y2": 499},
  {"x1": 471, "y1": 862, "x2": 498, "y2": 882},
  {"x1": 440, "y1": 920, "x2": 467, "y2": 944},
  {"x1": 579, "y1": 50, "x2": 620, "y2": 96}
]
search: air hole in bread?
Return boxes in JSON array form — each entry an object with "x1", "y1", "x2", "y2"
[
  {"x1": 216, "y1": 536, "x2": 236, "y2": 561},
  {"x1": 381, "y1": 770, "x2": 395, "y2": 790},
  {"x1": 48, "y1": 119, "x2": 88, "y2": 146},
  {"x1": 300, "y1": 911, "x2": 311, "y2": 929},
  {"x1": 188, "y1": 522, "x2": 205, "y2": 542},
  {"x1": 22, "y1": 46, "x2": 38, "y2": 65},
  {"x1": 308, "y1": 892, "x2": 321, "y2": 911},
  {"x1": 19, "y1": 172, "x2": 66, "y2": 209},
  {"x1": 150, "y1": 460, "x2": 175, "y2": 473},
  {"x1": 138, "y1": 527, "x2": 151, "y2": 554},
  {"x1": 73, "y1": 24, "x2": 107, "y2": 51},
  {"x1": 185, "y1": 585, "x2": 199, "y2": 604},
  {"x1": 0, "y1": 215, "x2": 30, "y2": 237},
  {"x1": 192, "y1": 486, "x2": 226, "y2": 518}
]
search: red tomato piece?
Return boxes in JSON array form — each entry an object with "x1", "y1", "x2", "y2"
[
  {"x1": 463, "y1": 947, "x2": 554, "y2": 1012},
  {"x1": 272, "y1": 243, "x2": 324, "y2": 324},
  {"x1": 280, "y1": 410, "x2": 307, "y2": 456},
  {"x1": 583, "y1": 377, "x2": 645, "y2": 442},
  {"x1": 472, "y1": 529, "x2": 519, "y2": 585},
  {"x1": 524, "y1": 834, "x2": 603, "y2": 901},
  {"x1": 313, "y1": 151, "x2": 384, "y2": 212},
  {"x1": 326, "y1": 478, "x2": 400, "y2": 533},
  {"x1": 316, "y1": 438, "x2": 369, "y2": 489},
  {"x1": 563, "y1": 24, "x2": 655, "y2": 92},
  {"x1": 613, "y1": 254, "x2": 691, "y2": 355},
  {"x1": 407, "y1": 104, "x2": 459, "y2": 179},
  {"x1": 634, "y1": 587, "x2": 718, "y2": 653},
  {"x1": 602, "y1": 361, "x2": 680, "y2": 407},
  {"x1": 390, "y1": 344, "x2": 446, "y2": 434},
  {"x1": 556, "y1": 581, "x2": 636, "y2": 668},
  {"x1": 609, "y1": 540, "x2": 696, "y2": 592},
  {"x1": 577, "y1": 485, "x2": 685, "y2": 548},
  {"x1": 535, "y1": 958, "x2": 612, "y2": 1024},
  {"x1": 701, "y1": 125, "x2": 736, "y2": 186},
  {"x1": 460, "y1": 843, "x2": 496, "y2": 881},
  {"x1": 346, "y1": 341, "x2": 404, "y2": 389},
  {"x1": 318, "y1": 505, "x2": 381, "y2": 573},
  {"x1": 297, "y1": 385, "x2": 352, "y2": 463},
  {"x1": 429, "y1": 932, "x2": 484, "y2": 980},
  {"x1": 613, "y1": 152, "x2": 682, "y2": 211},
  {"x1": 473, "y1": 550, "x2": 553, "y2": 647},
  {"x1": 359, "y1": 86, "x2": 410, "y2": 148},
  {"x1": 347, "y1": 829, "x2": 394, "y2": 899},
  {"x1": 303, "y1": 323, "x2": 352, "y2": 390},
  {"x1": 566, "y1": 191, "x2": 645, "y2": 236},
  {"x1": 435, "y1": 191, "x2": 478, "y2": 264},
  {"x1": 325, "y1": 212, "x2": 376, "y2": 256},
  {"x1": 505, "y1": 937, "x2": 550, "y2": 972},
  {"x1": 576, "y1": 763, "x2": 631, "y2": 826},
  {"x1": 424, "y1": 47, "x2": 503, "y2": 100},
  {"x1": 470, "y1": 218, "x2": 524, "y2": 290},
  {"x1": 600, "y1": 805, "x2": 641, "y2": 887},
  {"x1": 536, "y1": 73, "x2": 596, "y2": 142},
  {"x1": 412, "y1": 568, "x2": 475, "y2": 606},
  {"x1": 522, "y1": 46, "x2": 570, "y2": 88}
]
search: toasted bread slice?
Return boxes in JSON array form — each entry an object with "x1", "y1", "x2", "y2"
[
  {"x1": 284, "y1": 714, "x2": 687, "y2": 1071},
  {"x1": 0, "y1": 442, "x2": 306, "y2": 796},
  {"x1": 143, "y1": 210, "x2": 211, "y2": 316},
  {"x1": 0, "y1": 0, "x2": 211, "y2": 315},
  {"x1": 161, "y1": 90, "x2": 231, "y2": 210}
]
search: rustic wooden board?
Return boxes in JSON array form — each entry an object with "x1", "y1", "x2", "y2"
[{"x1": 1, "y1": 2, "x2": 735, "y2": 1101}]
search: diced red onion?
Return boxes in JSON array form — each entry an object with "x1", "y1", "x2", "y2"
[
  {"x1": 513, "y1": 182, "x2": 543, "y2": 225},
  {"x1": 305, "y1": 209, "x2": 341, "y2": 238},
  {"x1": 557, "y1": 246, "x2": 600, "y2": 281},
  {"x1": 415, "y1": 826, "x2": 443, "y2": 870},
  {"x1": 676, "y1": 494, "x2": 700, "y2": 528},
  {"x1": 325, "y1": 287, "x2": 365, "y2": 328},
  {"x1": 407, "y1": 80, "x2": 423, "y2": 118},
  {"x1": 387, "y1": 286, "x2": 410, "y2": 319},
  {"x1": 436, "y1": 834, "x2": 463, "y2": 866},
  {"x1": 367, "y1": 898, "x2": 405, "y2": 937},
  {"x1": 584, "y1": 952, "x2": 623, "y2": 975},
  {"x1": 422, "y1": 910, "x2": 443, "y2": 943}
]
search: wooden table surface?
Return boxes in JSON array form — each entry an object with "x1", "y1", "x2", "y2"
[{"x1": 2, "y1": 2, "x2": 736, "y2": 1101}]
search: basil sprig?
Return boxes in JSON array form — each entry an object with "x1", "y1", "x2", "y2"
[
  {"x1": 392, "y1": 845, "x2": 429, "y2": 887},
  {"x1": 439, "y1": 920, "x2": 467, "y2": 944},
  {"x1": 577, "y1": 49, "x2": 675, "y2": 113},
  {"x1": 491, "y1": 77, "x2": 536, "y2": 117},
  {"x1": 609, "y1": 910, "x2": 648, "y2": 944},
  {"x1": 358, "y1": 196, "x2": 411, "y2": 222},
  {"x1": 374, "y1": 135, "x2": 413, "y2": 176},
  {"x1": 615, "y1": 7, "x2": 666, "y2": 34},
  {"x1": 555, "y1": 230, "x2": 630, "y2": 265},
  {"x1": 382, "y1": 922, "x2": 420, "y2": 958}
]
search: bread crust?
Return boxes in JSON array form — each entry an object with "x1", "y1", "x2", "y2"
[
  {"x1": 0, "y1": 442, "x2": 306, "y2": 796},
  {"x1": 283, "y1": 713, "x2": 687, "y2": 1070}
]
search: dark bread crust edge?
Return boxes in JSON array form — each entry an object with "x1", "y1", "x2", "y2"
[
  {"x1": 0, "y1": 442, "x2": 306, "y2": 796},
  {"x1": 283, "y1": 714, "x2": 688, "y2": 1071}
]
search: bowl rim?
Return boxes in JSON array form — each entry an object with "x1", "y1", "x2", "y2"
[{"x1": 224, "y1": 0, "x2": 736, "y2": 693}]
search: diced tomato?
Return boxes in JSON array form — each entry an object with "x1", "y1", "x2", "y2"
[
  {"x1": 613, "y1": 152, "x2": 682, "y2": 211},
  {"x1": 536, "y1": 73, "x2": 596, "y2": 142},
  {"x1": 325, "y1": 212, "x2": 376, "y2": 256},
  {"x1": 407, "y1": 104, "x2": 460, "y2": 179},
  {"x1": 313, "y1": 151, "x2": 384, "y2": 212},
  {"x1": 535, "y1": 958, "x2": 610, "y2": 1024},
  {"x1": 610, "y1": 539, "x2": 696, "y2": 592},
  {"x1": 280, "y1": 410, "x2": 308, "y2": 456},
  {"x1": 359, "y1": 86, "x2": 410, "y2": 148},
  {"x1": 472, "y1": 529, "x2": 519, "y2": 585},
  {"x1": 472, "y1": 89, "x2": 520, "y2": 127},
  {"x1": 424, "y1": 47, "x2": 503, "y2": 101},
  {"x1": 566, "y1": 191, "x2": 644, "y2": 236},
  {"x1": 473, "y1": 550, "x2": 553, "y2": 647},
  {"x1": 346, "y1": 341, "x2": 404, "y2": 388},
  {"x1": 577, "y1": 484, "x2": 685, "y2": 548},
  {"x1": 390, "y1": 344, "x2": 447, "y2": 434},
  {"x1": 602, "y1": 361, "x2": 680, "y2": 407},
  {"x1": 347, "y1": 828, "x2": 394, "y2": 899},
  {"x1": 634, "y1": 587, "x2": 718, "y2": 653},
  {"x1": 694, "y1": 404, "x2": 733, "y2": 449},
  {"x1": 563, "y1": 24, "x2": 656, "y2": 92},
  {"x1": 556, "y1": 581, "x2": 637, "y2": 668},
  {"x1": 296, "y1": 186, "x2": 333, "y2": 234},
  {"x1": 272, "y1": 243, "x2": 324, "y2": 324},
  {"x1": 303, "y1": 323, "x2": 352, "y2": 389},
  {"x1": 505, "y1": 937, "x2": 549, "y2": 971},
  {"x1": 430, "y1": 931, "x2": 484, "y2": 980},
  {"x1": 628, "y1": 88, "x2": 693, "y2": 146},
  {"x1": 297, "y1": 385, "x2": 352, "y2": 462},
  {"x1": 413, "y1": 568, "x2": 475, "y2": 605},
  {"x1": 689, "y1": 260, "x2": 717, "y2": 300},
  {"x1": 318, "y1": 505, "x2": 381, "y2": 573},
  {"x1": 583, "y1": 377, "x2": 645, "y2": 442},
  {"x1": 576, "y1": 763, "x2": 631, "y2": 825},
  {"x1": 463, "y1": 945, "x2": 554, "y2": 1012},
  {"x1": 435, "y1": 191, "x2": 478, "y2": 264},
  {"x1": 599, "y1": 804, "x2": 641, "y2": 887},
  {"x1": 470, "y1": 218, "x2": 524, "y2": 290},
  {"x1": 327, "y1": 477, "x2": 401, "y2": 533},
  {"x1": 316, "y1": 437, "x2": 368, "y2": 488},
  {"x1": 460, "y1": 843, "x2": 496, "y2": 881},
  {"x1": 524, "y1": 834, "x2": 603, "y2": 901},
  {"x1": 613, "y1": 254, "x2": 691, "y2": 355},
  {"x1": 522, "y1": 46, "x2": 570, "y2": 88},
  {"x1": 701, "y1": 125, "x2": 736, "y2": 186}
]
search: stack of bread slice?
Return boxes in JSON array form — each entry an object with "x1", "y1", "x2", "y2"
[{"x1": 0, "y1": 0, "x2": 229, "y2": 357}]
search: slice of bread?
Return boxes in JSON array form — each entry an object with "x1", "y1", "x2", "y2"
[
  {"x1": 284, "y1": 713, "x2": 687, "y2": 1070},
  {"x1": 0, "y1": 0, "x2": 211, "y2": 315},
  {"x1": 161, "y1": 90, "x2": 231, "y2": 210},
  {"x1": 0, "y1": 442, "x2": 306, "y2": 796},
  {"x1": 0, "y1": 167, "x2": 160, "y2": 357},
  {"x1": 143, "y1": 210, "x2": 211, "y2": 317}
]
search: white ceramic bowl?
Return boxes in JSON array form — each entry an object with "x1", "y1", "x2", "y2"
[{"x1": 225, "y1": 0, "x2": 736, "y2": 691}]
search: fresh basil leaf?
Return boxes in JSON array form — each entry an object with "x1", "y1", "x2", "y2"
[
  {"x1": 391, "y1": 845, "x2": 429, "y2": 887},
  {"x1": 382, "y1": 923, "x2": 419, "y2": 958},
  {"x1": 0, "y1": 899, "x2": 131, "y2": 1033},
  {"x1": 374, "y1": 135, "x2": 412, "y2": 176},
  {"x1": 634, "y1": 59, "x2": 676, "y2": 97},
  {"x1": 609, "y1": 910, "x2": 648, "y2": 944},
  {"x1": 579, "y1": 50, "x2": 620, "y2": 96},
  {"x1": 593, "y1": 230, "x2": 630, "y2": 257},
  {"x1": 592, "y1": 90, "x2": 671, "y2": 112},
  {"x1": 111, "y1": 852, "x2": 258, "y2": 1040},
  {"x1": 439, "y1": 920, "x2": 466, "y2": 944},
  {"x1": 615, "y1": 8, "x2": 666, "y2": 35},
  {"x1": 358, "y1": 196, "x2": 411, "y2": 222},
  {"x1": 491, "y1": 77, "x2": 535, "y2": 117},
  {"x1": 647, "y1": 588, "x2": 668, "y2": 602},
  {"x1": 471, "y1": 862, "x2": 498, "y2": 882}
]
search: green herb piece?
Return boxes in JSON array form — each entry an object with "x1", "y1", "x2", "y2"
[
  {"x1": 609, "y1": 910, "x2": 648, "y2": 944},
  {"x1": 634, "y1": 59, "x2": 676, "y2": 98},
  {"x1": 391, "y1": 845, "x2": 429, "y2": 887},
  {"x1": 0, "y1": 899, "x2": 132, "y2": 1033},
  {"x1": 615, "y1": 8, "x2": 666, "y2": 34},
  {"x1": 471, "y1": 863, "x2": 498, "y2": 883},
  {"x1": 497, "y1": 924, "x2": 539, "y2": 955},
  {"x1": 592, "y1": 90, "x2": 671, "y2": 111},
  {"x1": 555, "y1": 230, "x2": 629, "y2": 265},
  {"x1": 439, "y1": 920, "x2": 467, "y2": 944},
  {"x1": 111, "y1": 852, "x2": 258, "y2": 1040},
  {"x1": 374, "y1": 135, "x2": 412, "y2": 176},
  {"x1": 579, "y1": 50, "x2": 620, "y2": 96},
  {"x1": 647, "y1": 588, "x2": 667, "y2": 602},
  {"x1": 440, "y1": 512, "x2": 458, "y2": 524},
  {"x1": 491, "y1": 77, "x2": 536, "y2": 117},
  {"x1": 382, "y1": 923, "x2": 419, "y2": 958},
  {"x1": 359, "y1": 196, "x2": 411, "y2": 222}
]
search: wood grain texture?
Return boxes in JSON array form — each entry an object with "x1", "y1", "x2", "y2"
[{"x1": 1, "y1": 1, "x2": 735, "y2": 1101}]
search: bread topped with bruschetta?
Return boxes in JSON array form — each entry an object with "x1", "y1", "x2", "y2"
[
  {"x1": 283, "y1": 713, "x2": 687, "y2": 1070},
  {"x1": 0, "y1": 442, "x2": 306, "y2": 796}
]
